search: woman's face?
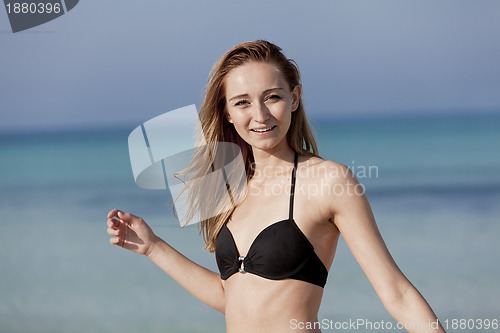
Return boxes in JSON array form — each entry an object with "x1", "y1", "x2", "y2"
[{"x1": 224, "y1": 61, "x2": 300, "y2": 153}]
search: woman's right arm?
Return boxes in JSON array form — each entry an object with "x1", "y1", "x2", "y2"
[{"x1": 106, "y1": 209, "x2": 226, "y2": 314}]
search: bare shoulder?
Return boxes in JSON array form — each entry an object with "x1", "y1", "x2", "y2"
[
  {"x1": 300, "y1": 155, "x2": 358, "y2": 185},
  {"x1": 300, "y1": 155, "x2": 366, "y2": 219}
]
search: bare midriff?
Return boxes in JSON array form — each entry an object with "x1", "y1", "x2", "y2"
[{"x1": 223, "y1": 273, "x2": 324, "y2": 333}]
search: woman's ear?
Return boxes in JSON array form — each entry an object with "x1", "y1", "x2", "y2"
[
  {"x1": 291, "y1": 85, "x2": 302, "y2": 112},
  {"x1": 225, "y1": 112, "x2": 233, "y2": 123}
]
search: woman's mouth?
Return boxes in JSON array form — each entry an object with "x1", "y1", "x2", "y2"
[{"x1": 251, "y1": 125, "x2": 276, "y2": 133}]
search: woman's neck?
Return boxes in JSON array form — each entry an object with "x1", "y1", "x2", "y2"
[{"x1": 251, "y1": 145, "x2": 296, "y2": 177}]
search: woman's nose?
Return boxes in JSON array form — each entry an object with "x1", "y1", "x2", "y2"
[{"x1": 252, "y1": 102, "x2": 270, "y2": 123}]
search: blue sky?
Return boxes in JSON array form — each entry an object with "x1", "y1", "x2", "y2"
[{"x1": 1, "y1": 0, "x2": 499, "y2": 132}]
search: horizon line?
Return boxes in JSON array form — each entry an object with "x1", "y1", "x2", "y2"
[{"x1": 1, "y1": 108, "x2": 499, "y2": 136}]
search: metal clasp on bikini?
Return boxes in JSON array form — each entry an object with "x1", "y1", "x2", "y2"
[{"x1": 238, "y1": 256, "x2": 246, "y2": 273}]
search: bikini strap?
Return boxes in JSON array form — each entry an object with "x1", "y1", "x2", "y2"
[{"x1": 289, "y1": 152, "x2": 298, "y2": 220}]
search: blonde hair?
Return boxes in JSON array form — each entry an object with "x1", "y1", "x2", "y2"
[{"x1": 180, "y1": 40, "x2": 319, "y2": 252}]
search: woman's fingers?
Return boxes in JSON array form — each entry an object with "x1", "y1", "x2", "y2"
[
  {"x1": 107, "y1": 226, "x2": 119, "y2": 236},
  {"x1": 106, "y1": 209, "x2": 145, "y2": 251},
  {"x1": 107, "y1": 208, "x2": 120, "y2": 219},
  {"x1": 117, "y1": 210, "x2": 136, "y2": 223},
  {"x1": 116, "y1": 211, "x2": 145, "y2": 230},
  {"x1": 109, "y1": 233, "x2": 126, "y2": 247},
  {"x1": 108, "y1": 209, "x2": 135, "y2": 222},
  {"x1": 109, "y1": 237, "x2": 121, "y2": 246},
  {"x1": 108, "y1": 210, "x2": 140, "y2": 226},
  {"x1": 107, "y1": 211, "x2": 124, "y2": 247},
  {"x1": 107, "y1": 218, "x2": 121, "y2": 229}
]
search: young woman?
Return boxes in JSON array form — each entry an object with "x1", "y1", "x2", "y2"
[{"x1": 106, "y1": 40, "x2": 445, "y2": 333}]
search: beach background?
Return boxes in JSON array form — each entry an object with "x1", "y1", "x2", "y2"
[
  {"x1": 1, "y1": 113, "x2": 499, "y2": 332},
  {"x1": 1, "y1": 1, "x2": 500, "y2": 332}
]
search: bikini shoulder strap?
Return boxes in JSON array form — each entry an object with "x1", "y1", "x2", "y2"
[{"x1": 289, "y1": 152, "x2": 298, "y2": 220}]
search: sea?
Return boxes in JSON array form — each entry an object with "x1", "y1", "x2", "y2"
[{"x1": 1, "y1": 112, "x2": 499, "y2": 333}]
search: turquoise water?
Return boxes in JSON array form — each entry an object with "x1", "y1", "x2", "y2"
[{"x1": 1, "y1": 113, "x2": 499, "y2": 332}]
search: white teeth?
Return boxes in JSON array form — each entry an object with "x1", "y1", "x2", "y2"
[{"x1": 252, "y1": 126, "x2": 275, "y2": 132}]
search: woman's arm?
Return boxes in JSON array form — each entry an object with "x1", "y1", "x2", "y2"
[
  {"x1": 106, "y1": 209, "x2": 225, "y2": 313},
  {"x1": 325, "y1": 163, "x2": 445, "y2": 333}
]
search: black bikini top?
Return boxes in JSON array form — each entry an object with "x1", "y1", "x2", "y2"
[{"x1": 215, "y1": 153, "x2": 328, "y2": 288}]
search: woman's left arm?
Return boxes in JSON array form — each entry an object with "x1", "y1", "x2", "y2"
[{"x1": 326, "y1": 163, "x2": 445, "y2": 333}]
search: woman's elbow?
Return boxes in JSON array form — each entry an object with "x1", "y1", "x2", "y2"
[{"x1": 379, "y1": 279, "x2": 416, "y2": 311}]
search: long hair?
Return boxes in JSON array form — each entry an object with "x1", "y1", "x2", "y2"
[{"x1": 180, "y1": 40, "x2": 319, "y2": 252}]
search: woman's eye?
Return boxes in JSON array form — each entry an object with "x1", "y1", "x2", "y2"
[
  {"x1": 235, "y1": 100, "x2": 249, "y2": 106},
  {"x1": 267, "y1": 94, "x2": 281, "y2": 101}
]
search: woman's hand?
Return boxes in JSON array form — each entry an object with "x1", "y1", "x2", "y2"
[{"x1": 106, "y1": 209, "x2": 159, "y2": 256}]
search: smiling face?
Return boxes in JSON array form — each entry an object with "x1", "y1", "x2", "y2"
[{"x1": 224, "y1": 61, "x2": 301, "y2": 154}]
